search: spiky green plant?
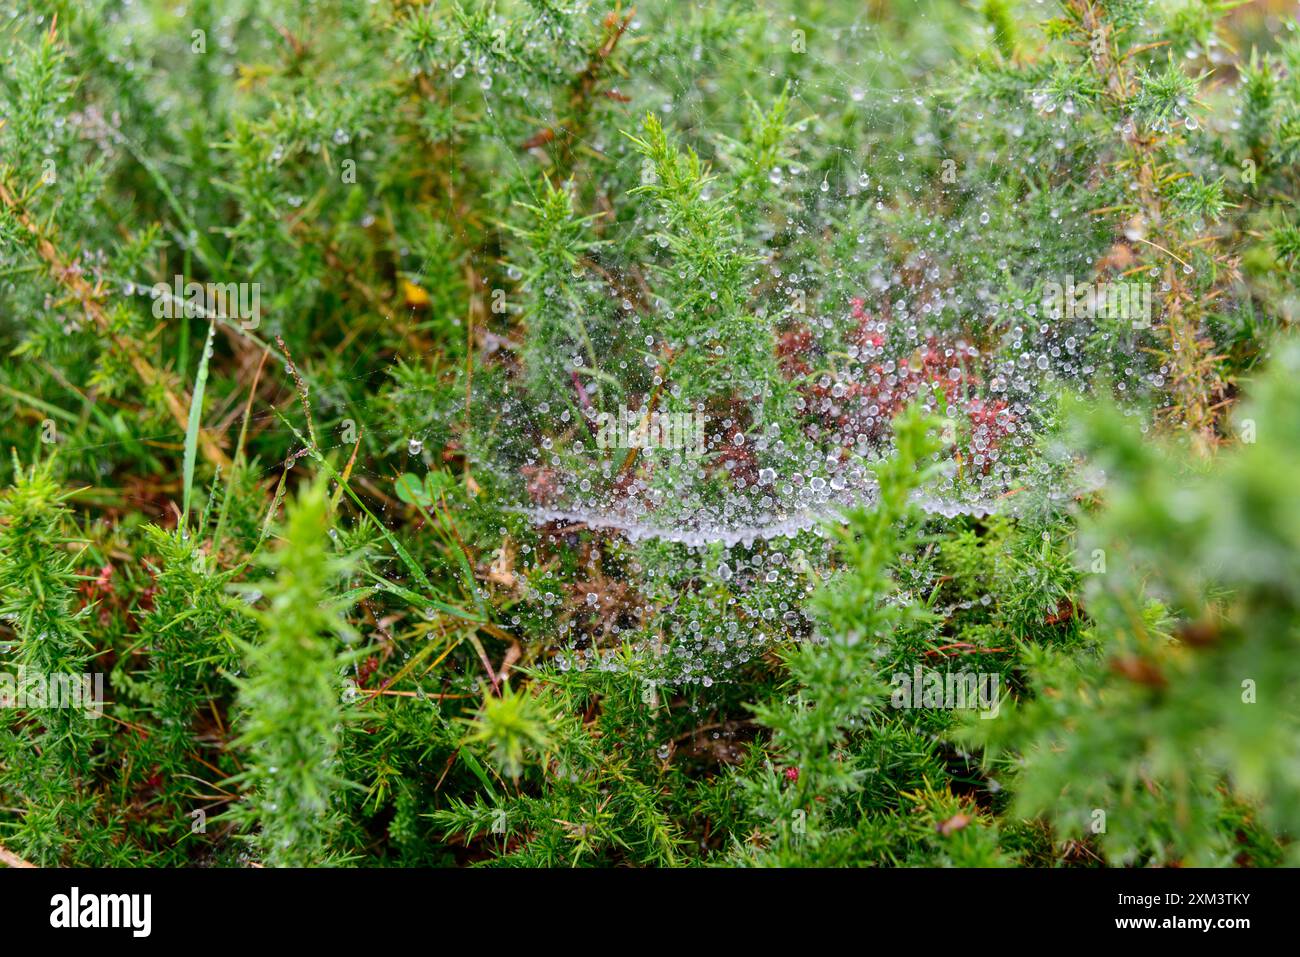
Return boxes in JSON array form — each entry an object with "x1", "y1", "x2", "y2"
[
  {"x1": 0, "y1": 0, "x2": 1295, "y2": 871},
  {"x1": 0, "y1": 457, "x2": 112, "y2": 865},
  {"x1": 227, "y1": 478, "x2": 359, "y2": 867}
]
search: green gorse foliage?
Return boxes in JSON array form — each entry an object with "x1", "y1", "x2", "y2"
[
  {"x1": 0, "y1": 458, "x2": 113, "y2": 865},
  {"x1": 966, "y1": 338, "x2": 1300, "y2": 866},
  {"x1": 0, "y1": 0, "x2": 1296, "y2": 868},
  {"x1": 227, "y1": 479, "x2": 357, "y2": 867},
  {"x1": 742, "y1": 404, "x2": 945, "y2": 862}
]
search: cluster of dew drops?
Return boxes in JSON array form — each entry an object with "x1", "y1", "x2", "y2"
[{"x1": 407, "y1": 12, "x2": 1175, "y2": 688}]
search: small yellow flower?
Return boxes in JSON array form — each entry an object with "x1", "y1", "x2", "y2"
[{"x1": 402, "y1": 279, "x2": 430, "y2": 307}]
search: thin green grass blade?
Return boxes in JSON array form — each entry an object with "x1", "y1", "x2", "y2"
[{"x1": 181, "y1": 319, "x2": 217, "y2": 528}]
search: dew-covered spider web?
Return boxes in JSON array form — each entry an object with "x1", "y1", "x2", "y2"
[{"x1": 382, "y1": 3, "x2": 1177, "y2": 683}]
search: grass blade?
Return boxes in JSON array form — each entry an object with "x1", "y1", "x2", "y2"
[{"x1": 181, "y1": 319, "x2": 217, "y2": 528}]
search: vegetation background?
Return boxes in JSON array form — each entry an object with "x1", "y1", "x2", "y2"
[{"x1": 0, "y1": 0, "x2": 1297, "y2": 867}]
